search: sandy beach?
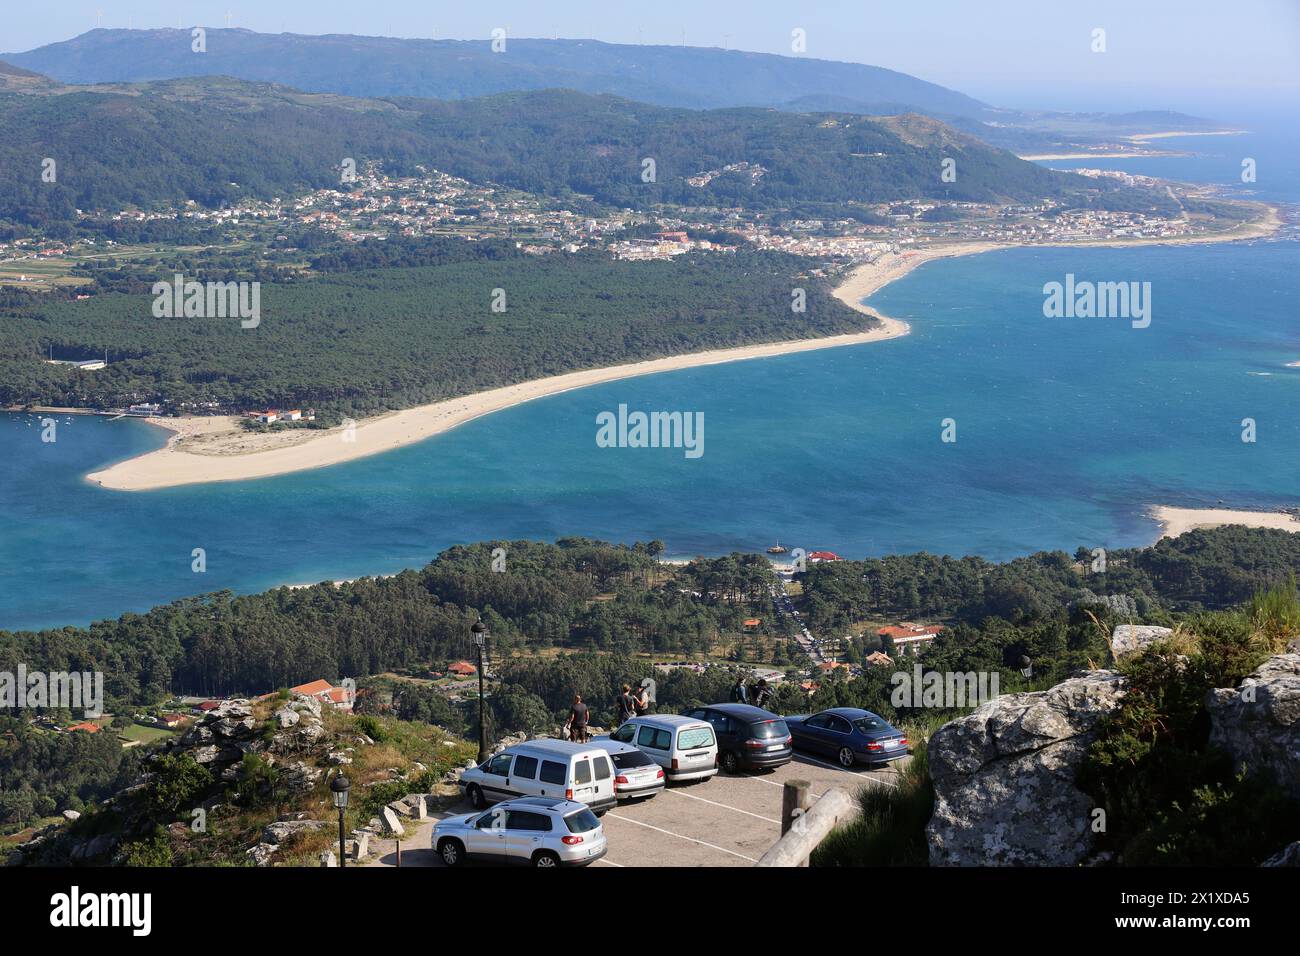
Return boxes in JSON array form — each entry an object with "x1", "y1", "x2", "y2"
[
  {"x1": 87, "y1": 280, "x2": 912, "y2": 491},
  {"x1": 1153, "y1": 506, "x2": 1300, "y2": 540},
  {"x1": 84, "y1": 201, "x2": 1281, "y2": 492}
]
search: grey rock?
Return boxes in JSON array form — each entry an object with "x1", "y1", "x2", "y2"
[
  {"x1": 380, "y1": 806, "x2": 405, "y2": 836},
  {"x1": 1207, "y1": 653, "x2": 1300, "y2": 800},
  {"x1": 1110, "y1": 625, "x2": 1173, "y2": 659},
  {"x1": 327, "y1": 751, "x2": 352, "y2": 765},
  {"x1": 247, "y1": 842, "x2": 278, "y2": 866},
  {"x1": 1263, "y1": 841, "x2": 1300, "y2": 866},
  {"x1": 926, "y1": 670, "x2": 1126, "y2": 866},
  {"x1": 274, "y1": 707, "x2": 300, "y2": 729},
  {"x1": 262, "y1": 819, "x2": 326, "y2": 844},
  {"x1": 214, "y1": 715, "x2": 257, "y2": 739},
  {"x1": 319, "y1": 850, "x2": 338, "y2": 867},
  {"x1": 61, "y1": 810, "x2": 81, "y2": 821},
  {"x1": 281, "y1": 761, "x2": 323, "y2": 794}
]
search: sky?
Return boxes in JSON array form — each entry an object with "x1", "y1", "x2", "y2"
[{"x1": 3, "y1": 0, "x2": 1298, "y2": 117}]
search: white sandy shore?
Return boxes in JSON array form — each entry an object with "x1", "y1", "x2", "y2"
[
  {"x1": 88, "y1": 294, "x2": 909, "y2": 491},
  {"x1": 1153, "y1": 506, "x2": 1300, "y2": 540},
  {"x1": 85, "y1": 202, "x2": 1282, "y2": 492}
]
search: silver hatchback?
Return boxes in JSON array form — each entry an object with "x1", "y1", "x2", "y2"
[{"x1": 432, "y1": 797, "x2": 608, "y2": 867}]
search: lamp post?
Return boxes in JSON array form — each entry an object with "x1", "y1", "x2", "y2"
[
  {"x1": 472, "y1": 620, "x2": 489, "y2": 764},
  {"x1": 330, "y1": 772, "x2": 350, "y2": 868}
]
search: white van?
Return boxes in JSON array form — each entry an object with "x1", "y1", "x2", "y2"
[
  {"x1": 459, "y1": 739, "x2": 617, "y2": 814},
  {"x1": 608, "y1": 715, "x2": 718, "y2": 782}
]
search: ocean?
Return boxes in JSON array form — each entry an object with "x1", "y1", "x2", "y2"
[{"x1": 3, "y1": 237, "x2": 1298, "y2": 631}]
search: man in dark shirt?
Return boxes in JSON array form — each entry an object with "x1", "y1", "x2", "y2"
[
  {"x1": 568, "y1": 694, "x2": 589, "y2": 743},
  {"x1": 615, "y1": 684, "x2": 635, "y2": 727}
]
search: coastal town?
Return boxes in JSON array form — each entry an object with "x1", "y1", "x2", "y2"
[{"x1": 0, "y1": 158, "x2": 1262, "y2": 295}]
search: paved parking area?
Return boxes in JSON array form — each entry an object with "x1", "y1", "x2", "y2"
[{"x1": 373, "y1": 752, "x2": 904, "y2": 868}]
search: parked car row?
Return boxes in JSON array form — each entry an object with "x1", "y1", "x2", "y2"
[{"x1": 435, "y1": 705, "x2": 909, "y2": 866}]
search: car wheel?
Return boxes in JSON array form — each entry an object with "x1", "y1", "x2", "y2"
[
  {"x1": 466, "y1": 784, "x2": 486, "y2": 809},
  {"x1": 438, "y1": 839, "x2": 464, "y2": 867},
  {"x1": 838, "y1": 746, "x2": 856, "y2": 768},
  {"x1": 533, "y1": 850, "x2": 560, "y2": 868},
  {"x1": 721, "y1": 751, "x2": 742, "y2": 774}
]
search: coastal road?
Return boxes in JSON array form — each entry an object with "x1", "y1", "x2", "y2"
[{"x1": 368, "y1": 752, "x2": 904, "y2": 868}]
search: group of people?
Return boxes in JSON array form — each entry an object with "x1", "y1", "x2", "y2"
[
  {"x1": 563, "y1": 682, "x2": 652, "y2": 743},
  {"x1": 562, "y1": 675, "x2": 771, "y2": 743},
  {"x1": 732, "y1": 675, "x2": 773, "y2": 709}
]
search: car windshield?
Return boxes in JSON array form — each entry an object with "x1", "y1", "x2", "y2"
[
  {"x1": 611, "y1": 750, "x2": 655, "y2": 769},
  {"x1": 749, "y1": 719, "x2": 790, "y2": 739},
  {"x1": 677, "y1": 726, "x2": 715, "y2": 750},
  {"x1": 854, "y1": 716, "x2": 888, "y2": 733},
  {"x1": 564, "y1": 808, "x2": 600, "y2": 834}
]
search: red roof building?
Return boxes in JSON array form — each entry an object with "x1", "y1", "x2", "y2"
[
  {"x1": 808, "y1": 551, "x2": 843, "y2": 563},
  {"x1": 878, "y1": 623, "x2": 945, "y2": 656},
  {"x1": 66, "y1": 721, "x2": 100, "y2": 733},
  {"x1": 447, "y1": 661, "x2": 478, "y2": 677}
]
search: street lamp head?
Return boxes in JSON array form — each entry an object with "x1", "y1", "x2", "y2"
[
  {"x1": 330, "y1": 772, "x2": 351, "y2": 809},
  {"x1": 471, "y1": 619, "x2": 487, "y2": 646}
]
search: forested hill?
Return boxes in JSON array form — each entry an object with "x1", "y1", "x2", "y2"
[
  {"x1": 0, "y1": 76, "x2": 1154, "y2": 227},
  {"x1": 7, "y1": 28, "x2": 992, "y2": 118}
]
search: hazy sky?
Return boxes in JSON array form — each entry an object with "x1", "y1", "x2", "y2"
[{"x1": 4, "y1": 1, "x2": 1298, "y2": 116}]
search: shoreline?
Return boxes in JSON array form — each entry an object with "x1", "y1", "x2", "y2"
[
  {"x1": 82, "y1": 203, "x2": 1283, "y2": 492},
  {"x1": 1152, "y1": 506, "x2": 1300, "y2": 540},
  {"x1": 87, "y1": 297, "x2": 912, "y2": 492}
]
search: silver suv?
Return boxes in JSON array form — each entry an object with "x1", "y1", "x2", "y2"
[{"x1": 432, "y1": 797, "x2": 608, "y2": 867}]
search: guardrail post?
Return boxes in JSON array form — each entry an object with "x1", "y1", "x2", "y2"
[{"x1": 781, "y1": 779, "x2": 812, "y2": 837}]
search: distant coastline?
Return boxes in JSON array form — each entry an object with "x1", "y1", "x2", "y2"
[{"x1": 82, "y1": 201, "x2": 1282, "y2": 492}]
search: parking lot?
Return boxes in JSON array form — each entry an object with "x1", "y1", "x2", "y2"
[{"x1": 371, "y1": 752, "x2": 904, "y2": 868}]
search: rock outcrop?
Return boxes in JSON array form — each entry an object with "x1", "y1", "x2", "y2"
[
  {"x1": 926, "y1": 671, "x2": 1127, "y2": 866},
  {"x1": 1110, "y1": 624, "x2": 1173, "y2": 659},
  {"x1": 1206, "y1": 653, "x2": 1300, "y2": 800}
]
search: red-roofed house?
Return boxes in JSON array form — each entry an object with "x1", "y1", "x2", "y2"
[
  {"x1": 878, "y1": 623, "x2": 945, "y2": 657},
  {"x1": 447, "y1": 661, "x2": 478, "y2": 677},
  {"x1": 66, "y1": 721, "x2": 100, "y2": 734},
  {"x1": 808, "y1": 551, "x2": 843, "y2": 563},
  {"x1": 289, "y1": 679, "x2": 334, "y2": 697},
  {"x1": 196, "y1": 700, "x2": 223, "y2": 713},
  {"x1": 289, "y1": 679, "x2": 354, "y2": 711}
]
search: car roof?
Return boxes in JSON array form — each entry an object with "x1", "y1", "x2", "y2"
[
  {"x1": 704, "y1": 703, "x2": 781, "y2": 720},
  {"x1": 823, "y1": 707, "x2": 876, "y2": 719},
  {"x1": 496, "y1": 796, "x2": 585, "y2": 813},
  {"x1": 504, "y1": 738, "x2": 606, "y2": 757},
  {"x1": 590, "y1": 739, "x2": 639, "y2": 754},
  {"x1": 632, "y1": 714, "x2": 709, "y2": 728}
]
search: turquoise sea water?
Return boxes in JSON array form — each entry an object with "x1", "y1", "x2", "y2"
[{"x1": 4, "y1": 238, "x2": 1298, "y2": 631}]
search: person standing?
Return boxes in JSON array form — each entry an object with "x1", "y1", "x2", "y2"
[
  {"x1": 732, "y1": 674, "x2": 749, "y2": 704},
  {"x1": 615, "y1": 684, "x2": 635, "y2": 727},
  {"x1": 568, "y1": 694, "x2": 590, "y2": 743},
  {"x1": 632, "y1": 683, "x2": 650, "y2": 717}
]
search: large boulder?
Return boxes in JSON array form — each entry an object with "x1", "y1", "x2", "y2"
[
  {"x1": 1206, "y1": 653, "x2": 1300, "y2": 800},
  {"x1": 262, "y1": 819, "x2": 326, "y2": 845},
  {"x1": 926, "y1": 671, "x2": 1127, "y2": 866},
  {"x1": 1110, "y1": 625, "x2": 1173, "y2": 659}
]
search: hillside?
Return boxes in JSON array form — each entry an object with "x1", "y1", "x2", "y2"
[
  {"x1": 0, "y1": 76, "x2": 1144, "y2": 227},
  {"x1": 6, "y1": 28, "x2": 992, "y2": 118},
  {"x1": 3, "y1": 28, "x2": 1217, "y2": 152},
  {"x1": 10, "y1": 693, "x2": 478, "y2": 867}
]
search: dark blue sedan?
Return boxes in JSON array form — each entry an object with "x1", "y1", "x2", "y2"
[{"x1": 785, "y1": 707, "x2": 909, "y2": 768}]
